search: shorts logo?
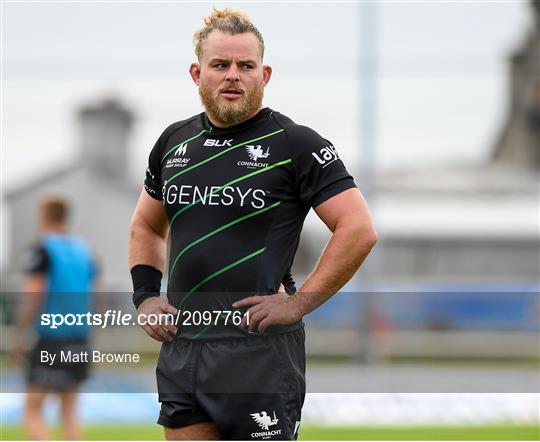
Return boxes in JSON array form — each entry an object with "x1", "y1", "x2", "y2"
[
  {"x1": 250, "y1": 410, "x2": 281, "y2": 439},
  {"x1": 165, "y1": 143, "x2": 191, "y2": 168},
  {"x1": 312, "y1": 145, "x2": 339, "y2": 168},
  {"x1": 238, "y1": 145, "x2": 271, "y2": 169},
  {"x1": 204, "y1": 139, "x2": 233, "y2": 147}
]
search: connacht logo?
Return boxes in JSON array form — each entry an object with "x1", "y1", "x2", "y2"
[
  {"x1": 250, "y1": 411, "x2": 279, "y2": 431},
  {"x1": 174, "y1": 143, "x2": 188, "y2": 156},
  {"x1": 245, "y1": 145, "x2": 270, "y2": 162}
]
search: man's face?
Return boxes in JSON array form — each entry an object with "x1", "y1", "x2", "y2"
[{"x1": 190, "y1": 30, "x2": 272, "y2": 127}]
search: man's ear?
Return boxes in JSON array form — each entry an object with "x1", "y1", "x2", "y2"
[
  {"x1": 262, "y1": 65, "x2": 272, "y2": 86},
  {"x1": 189, "y1": 63, "x2": 201, "y2": 86}
]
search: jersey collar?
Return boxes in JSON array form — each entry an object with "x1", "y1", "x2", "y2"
[{"x1": 202, "y1": 107, "x2": 273, "y2": 135}]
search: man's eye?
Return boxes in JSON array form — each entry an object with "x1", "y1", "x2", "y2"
[
  {"x1": 214, "y1": 64, "x2": 226, "y2": 69},
  {"x1": 241, "y1": 65, "x2": 253, "y2": 70}
]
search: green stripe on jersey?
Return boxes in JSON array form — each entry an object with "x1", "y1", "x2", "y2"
[
  {"x1": 165, "y1": 128, "x2": 284, "y2": 185},
  {"x1": 169, "y1": 201, "x2": 281, "y2": 279},
  {"x1": 177, "y1": 246, "x2": 266, "y2": 309}
]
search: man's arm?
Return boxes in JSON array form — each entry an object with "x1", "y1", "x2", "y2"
[
  {"x1": 128, "y1": 189, "x2": 178, "y2": 342},
  {"x1": 15, "y1": 275, "x2": 47, "y2": 330},
  {"x1": 10, "y1": 274, "x2": 47, "y2": 363},
  {"x1": 128, "y1": 189, "x2": 169, "y2": 271},
  {"x1": 234, "y1": 187, "x2": 377, "y2": 332},
  {"x1": 292, "y1": 187, "x2": 377, "y2": 312}
]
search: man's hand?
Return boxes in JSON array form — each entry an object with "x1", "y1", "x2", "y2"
[
  {"x1": 137, "y1": 297, "x2": 178, "y2": 342},
  {"x1": 232, "y1": 292, "x2": 303, "y2": 334}
]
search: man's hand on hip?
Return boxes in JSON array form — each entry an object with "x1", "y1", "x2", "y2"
[
  {"x1": 232, "y1": 292, "x2": 303, "y2": 334},
  {"x1": 137, "y1": 297, "x2": 178, "y2": 342}
]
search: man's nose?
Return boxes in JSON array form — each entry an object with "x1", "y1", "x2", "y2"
[{"x1": 225, "y1": 64, "x2": 240, "y2": 82}]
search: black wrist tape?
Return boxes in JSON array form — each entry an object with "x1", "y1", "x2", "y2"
[{"x1": 131, "y1": 264, "x2": 162, "y2": 310}]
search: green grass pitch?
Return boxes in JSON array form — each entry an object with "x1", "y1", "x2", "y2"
[{"x1": 1, "y1": 424, "x2": 539, "y2": 440}]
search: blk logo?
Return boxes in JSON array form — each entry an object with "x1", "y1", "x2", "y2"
[
  {"x1": 312, "y1": 145, "x2": 339, "y2": 168},
  {"x1": 204, "y1": 139, "x2": 233, "y2": 147}
]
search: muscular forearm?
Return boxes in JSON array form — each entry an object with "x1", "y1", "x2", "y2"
[
  {"x1": 128, "y1": 223, "x2": 167, "y2": 272},
  {"x1": 292, "y1": 224, "x2": 376, "y2": 316}
]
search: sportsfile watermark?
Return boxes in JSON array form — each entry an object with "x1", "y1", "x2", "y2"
[
  {"x1": 40, "y1": 309, "x2": 251, "y2": 329},
  {"x1": 1, "y1": 291, "x2": 538, "y2": 393}
]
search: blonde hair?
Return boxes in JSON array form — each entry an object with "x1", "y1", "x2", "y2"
[{"x1": 193, "y1": 8, "x2": 265, "y2": 61}]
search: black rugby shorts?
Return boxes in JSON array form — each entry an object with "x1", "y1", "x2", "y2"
[
  {"x1": 27, "y1": 337, "x2": 89, "y2": 391},
  {"x1": 156, "y1": 327, "x2": 306, "y2": 440}
]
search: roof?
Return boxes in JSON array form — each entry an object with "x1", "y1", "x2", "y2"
[{"x1": 3, "y1": 160, "x2": 140, "y2": 200}]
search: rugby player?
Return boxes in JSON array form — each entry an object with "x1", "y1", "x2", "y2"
[
  {"x1": 11, "y1": 195, "x2": 99, "y2": 440},
  {"x1": 128, "y1": 8, "x2": 377, "y2": 440}
]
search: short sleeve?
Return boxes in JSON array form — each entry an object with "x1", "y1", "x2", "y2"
[
  {"x1": 143, "y1": 134, "x2": 165, "y2": 201},
  {"x1": 289, "y1": 125, "x2": 357, "y2": 208},
  {"x1": 23, "y1": 245, "x2": 49, "y2": 274}
]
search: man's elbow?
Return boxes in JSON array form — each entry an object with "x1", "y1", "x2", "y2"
[
  {"x1": 129, "y1": 216, "x2": 166, "y2": 241},
  {"x1": 349, "y1": 223, "x2": 378, "y2": 252},
  {"x1": 336, "y1": 218, "x2": 378, "y2": 251},
  {"x1": 359, "y1": 227, "x2": 377, "y2": 252}
]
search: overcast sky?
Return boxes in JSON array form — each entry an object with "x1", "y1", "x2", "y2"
[{"x1": 2, "y1": 1, "x2": 533, "y2": 192}]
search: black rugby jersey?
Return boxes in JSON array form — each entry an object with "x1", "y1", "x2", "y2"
[{"x1": 144, "y1": 108, "x2": 356, "y2": 337}]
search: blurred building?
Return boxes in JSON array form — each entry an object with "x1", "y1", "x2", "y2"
[
  {"x1": 493, "y1": 0, "x2": 540, "y2": 170},
  {"x1": 301, "y1": 1, "x2": 539, "y2": 359},
  {"x1": 368, "y1": 0, "x2": 539, "y2": 288},
  {"x1": 3, "y1": 99, "x2": 139, "y2": 293}
]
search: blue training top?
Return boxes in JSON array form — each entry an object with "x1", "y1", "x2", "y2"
[{"x1": 25, "y1": 233, "x2": 96, "y2": 339}]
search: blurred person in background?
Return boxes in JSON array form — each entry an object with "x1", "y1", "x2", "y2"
[
  {"x1": 128, "y1": 8, "x2": 377, "y2": 440},
  {"x1": 10, "y1": 195, "x2": 99, "y2": 440}
]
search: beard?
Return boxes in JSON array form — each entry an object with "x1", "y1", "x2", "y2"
[{"x1": 199, "y1": 80, "x2": 264, "y2": 127}]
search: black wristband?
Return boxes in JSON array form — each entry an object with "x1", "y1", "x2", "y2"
[{"x1": 130, "y1": 264, "x2": 162, "y2": 310}]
